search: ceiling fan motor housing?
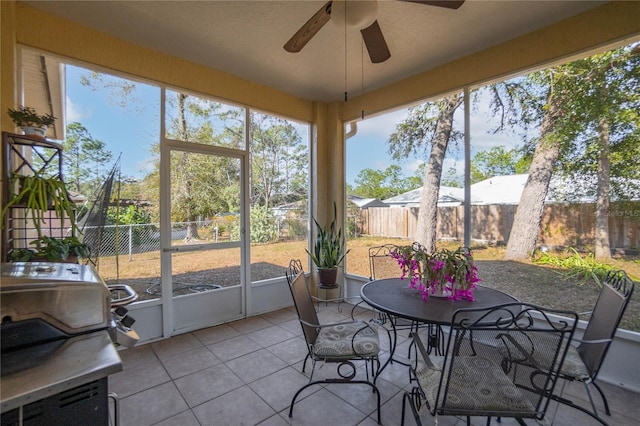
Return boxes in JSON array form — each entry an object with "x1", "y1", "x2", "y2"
[{"x1": 331, "y1": 0, "x2": 378, "y2": 29}]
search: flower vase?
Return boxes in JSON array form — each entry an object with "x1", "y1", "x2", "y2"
[{"x1": 430, "y1": 285, "x2": 452, "y2": 298}]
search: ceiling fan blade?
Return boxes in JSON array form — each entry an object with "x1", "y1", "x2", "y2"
[
  {"x1": 402, "y1": 0, "x2": 465, "y2": 10},
  {"x1": 361, "y1": 20, "x2": 390, "y2": 64},
  {"x1": 284, "y1": 1, "x2": 333, "y2": 53}
]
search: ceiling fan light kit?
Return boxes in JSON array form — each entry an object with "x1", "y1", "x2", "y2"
[
  {"x1": 330, "y1": 0, "x2": 378, "y2": 29},
  {"x1": 284, "y1": 0, "x2": 464, "y2": 65}
]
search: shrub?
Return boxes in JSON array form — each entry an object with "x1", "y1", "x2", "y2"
[
  {"x1": 285, "y1": 218, "x2": 307, "y2": 239},
  {"x1": 230, "y1": 206, "x2": 277, "y2": 243},
  {"x1": 533, "y1": 247, "x2": 617, "y2": 286}
]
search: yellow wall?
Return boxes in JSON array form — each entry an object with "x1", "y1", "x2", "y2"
[{"x1": 1, "y1": 2, "x2": 17, "y2": 133}]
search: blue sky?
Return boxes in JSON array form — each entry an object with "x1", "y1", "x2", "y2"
[
  {"x1": 65, "y1": 65, "x2": 160, "y2": 179},
  {"x1": 345, "y1": 92, "x2": 522, "y2": 185},
  {"x1": 65, "y1": 64, "x2": 522, "y2": 186}
]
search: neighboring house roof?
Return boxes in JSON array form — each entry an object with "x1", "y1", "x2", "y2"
[
  {"x1": 471, "y1": 174, "x2": 528, "y2": 205},
  {"x1": 347, "y1": 195, "x2": 388, "y2": 209},
  {"x1": 382, "y1": 174, "x2": 640, "y2": 207},
  {"x1": 383, "y1": 185, "x2": 477, "y2": 207}
]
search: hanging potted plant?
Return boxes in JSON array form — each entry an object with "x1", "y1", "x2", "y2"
[
  {"x1": 7, "y1": 106, "x2": 56, "y2": 138},
  {"x1": 1, "y1": 172, "x2": 88, "y2": 263},
  {"x1": 306, "y1": 202, "x2": 350, "y2": 288},
  {"x1": 1, "y1": 172, "x2": 78, "y2": 237}
]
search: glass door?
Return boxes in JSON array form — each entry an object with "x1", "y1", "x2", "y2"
[{"x1": 161, "y1": 141, "x2": 245, "y2": 335}]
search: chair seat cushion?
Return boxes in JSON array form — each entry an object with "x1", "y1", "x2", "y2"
[
  {"x1": 497, "y1": 332, "x2": 590, "y2": 381},
  {"x1": 416, "y1": 355, "x2": 534, "y2": 414},
  {"x1": 559, "y1": 344, "x2": 590, "y2": 380},
  {"x1": 314, "y1": 322, "x2": 380, "y2": 359}
]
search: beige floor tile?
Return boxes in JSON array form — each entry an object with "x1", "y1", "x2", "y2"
[
  {"x1": 173, "y1": 363, "x2": 243, "y2": 407},
  {"x1": 207, "y1": 334, "x2": 262, "y2": 361},
  {"x1": 112, "y1": 303, "x2": 639, "y2": 426},
  {"x1": 160, "y1": 345, "x2": 221, "y2": 379},
  {"x1": 249, "y1": 366, "x2": 318, "y2": 412},
  {"x1": 286, "y1": 387, "x2": 370, "y2": 425},
  {"x1": 228, "y1": 315, "x2": 273, "y2": 334},
  {"x1": 246, "y1": 324, "x2": 297, "y2": 347},
  {"x1": 192, "y1": 385, "x2": 276, "y2": 425},
  {"x1": 225, "y1": 348, "x2": 288, "y2": 383},
  {"x1": 109, "y1": 356, "x2": 171, "y2": 398},
  {"x1": 265, "y1": 335, "x2": 309, "y2": 365},
  {"x1": 153, "y1": 409, "x2": 200, "y2": 426},
  {"x1": 118, "y1": 382, "x2": 188, "y2": 426},
  {"x1": 193, "y1": 322, "x2": 240, "y2": 345},
  {"x1": 151, "y1": 332, "x2": 204, "y2": 361}
]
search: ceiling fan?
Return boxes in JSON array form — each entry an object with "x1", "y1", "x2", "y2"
[{"x1": 284, "y1": 0, "x2": 465, "y2": 64}]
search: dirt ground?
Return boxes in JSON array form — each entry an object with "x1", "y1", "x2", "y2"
[{"x1": 96, "y1": 237, "x2": 640, "y2": 331}]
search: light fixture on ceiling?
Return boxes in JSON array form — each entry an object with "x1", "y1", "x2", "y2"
[{"x1": 330, "y1": 0, "x2": 378, "y2": 29}]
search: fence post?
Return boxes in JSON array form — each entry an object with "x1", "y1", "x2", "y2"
[{"x1": 129, "y1": 225, "x2": 133, "y2": 261}]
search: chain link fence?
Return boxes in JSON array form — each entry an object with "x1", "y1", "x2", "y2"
[{"x1": 83, "y1": 216, "x2": 308, "y2": 259}]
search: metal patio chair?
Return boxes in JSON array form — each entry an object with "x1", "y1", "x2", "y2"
[
  {"x1": 286, "y1": 259, "x2": 390, "y2": 424},
  {"x1": 369, "y1": 243, "x2": 403, "y2": 282},
  {"x1": 401, "y1": 302, "x2": 578, "y2": 426},
  {"x1": 547, "y1": 269, "x2": 635, "y2": 425}
]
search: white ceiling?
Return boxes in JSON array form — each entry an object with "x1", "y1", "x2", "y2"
[{"x1": 25, "y1": 0, "x2": 605, "y2": 103}]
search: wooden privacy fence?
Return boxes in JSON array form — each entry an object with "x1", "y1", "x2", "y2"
[{"x1": 357, "y1": 202, "x2": 640, "y2": 250}]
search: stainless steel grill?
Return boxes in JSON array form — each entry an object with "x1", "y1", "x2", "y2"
[{"x1": 1, "y1": 262, "x2": 123, "y2": 426}]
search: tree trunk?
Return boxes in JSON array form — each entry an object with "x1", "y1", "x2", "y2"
[
  {"x1": 595, "y1": 117, "x2": 612, "y2": 259},
  {"x1": 416, "y1": 95, "x2": 462, "y2": 252},
  {"x1": 177, "y1": 93, "x2": 201, "y2": 242},
  {"x1": 505, "y1": 93, "x2": 561, "y2": 259}
]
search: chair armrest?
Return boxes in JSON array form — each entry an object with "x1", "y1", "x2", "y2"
[{"x1": 573, "y1": 337, "x2": 613, "y2": 345}]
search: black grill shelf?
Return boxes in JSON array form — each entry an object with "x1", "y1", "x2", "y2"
[{"x1": 0, "y1": 378, "x2": 108, "y2": 426}]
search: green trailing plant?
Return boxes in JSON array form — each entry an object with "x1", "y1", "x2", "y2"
[
  {"x1": 7, "y1": 106, "x2": 56, "y2": 128},
  {"x1": 533, "y1": 247, "x2": 617, "y2": 286},
  {"x1": 306, "y1": 203, "x2": 350, "y2": 269},
  {"x1": 1, "y1": 173, "x2": 78, "y2": 236}
]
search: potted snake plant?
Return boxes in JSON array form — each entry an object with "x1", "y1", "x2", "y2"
[{"x1": 306, "y1": 202, "x2": 350, "y2": 288}]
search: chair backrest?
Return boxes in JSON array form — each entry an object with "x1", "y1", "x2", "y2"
[
  {"x1": 286, "y1": 261, "x2": 320, "y2": 346},
  {"x1": 578, "y1": 270, "x2": 635, "y2": 378},
  {"x1": 368, "y1": 244, "x2": 401, "y2": 280},
  {"x1": 286, "y1": 259, "x2": 304, "y2": 285},
  {"x1": 437, "y1": 303, "x2": 577, "y2": 420}
]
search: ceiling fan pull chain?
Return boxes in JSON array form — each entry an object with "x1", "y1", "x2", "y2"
[{"x1": 344, "y1": 0, "x2": 348, "y2": 102}]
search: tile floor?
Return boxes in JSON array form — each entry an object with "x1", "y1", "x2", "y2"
[{"x1": 109, "y1": 302, "x2": 640, "y2": 426}]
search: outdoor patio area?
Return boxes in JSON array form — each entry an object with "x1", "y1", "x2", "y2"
[{"x1": 109, "y1": 302, "x2": 640, "y2": 426}]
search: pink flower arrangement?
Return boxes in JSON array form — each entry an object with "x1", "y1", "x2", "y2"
[{"x1": 390, "y1": 243, "x2": 480, "y2": 302}]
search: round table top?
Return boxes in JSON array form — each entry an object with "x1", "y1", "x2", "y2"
[{"x1": 360, "y1": 278, "x2": 518, "y2": 326}]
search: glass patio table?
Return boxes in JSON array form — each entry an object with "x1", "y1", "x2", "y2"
[{"x1": 360, "y1": 278, "x2": 518, "y2": 363}]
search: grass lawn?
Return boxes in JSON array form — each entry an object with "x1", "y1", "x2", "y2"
[{"x1": 96, "y1": 237, "x2": 640, "y2": 332}]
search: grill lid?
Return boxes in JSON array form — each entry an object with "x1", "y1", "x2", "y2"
[{"x1": 1, "y1": 262, "x2": 111, "y2": 335}]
